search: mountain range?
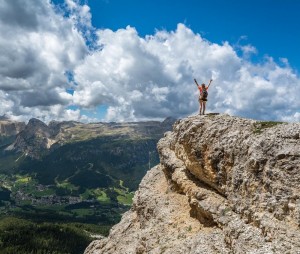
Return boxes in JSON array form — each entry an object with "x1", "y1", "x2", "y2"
[{"x1": 0, "y1": 116, "x2": 176, "y2": 253}]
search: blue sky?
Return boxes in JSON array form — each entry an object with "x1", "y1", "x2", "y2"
[
  {"x1": 0, "y1": 0, "x2": 299, "y2": 122},
  {"x1": 66, "y1": 0, "x2": 300, "y2": 71}
]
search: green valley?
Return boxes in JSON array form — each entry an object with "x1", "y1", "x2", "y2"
[{"x1": 0, "y1": 117, "x2": 175, "y2": 253}]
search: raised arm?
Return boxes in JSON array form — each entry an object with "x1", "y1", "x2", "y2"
[
  {"x1": 194, "y1": 78, "x2": 199, "y2": 86},
  {"x1": 207, "y1": 79, "x2": 213, "y2": 89}
]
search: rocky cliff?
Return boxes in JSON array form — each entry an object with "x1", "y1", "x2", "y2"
[
  {"x1": 85, "y1": 114, "x2": 300, "y2": 254},
  {"x1": 0, "y1": 119, "x2": 25, "y2": 136}
]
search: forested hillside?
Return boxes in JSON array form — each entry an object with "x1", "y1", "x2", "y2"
[{"x1": 0, "y1": 118, "x2": 175, "y2": 253}]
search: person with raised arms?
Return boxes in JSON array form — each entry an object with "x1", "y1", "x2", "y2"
[{"x1": 194, "y1": 78, "x2": 213, "y2": 115}]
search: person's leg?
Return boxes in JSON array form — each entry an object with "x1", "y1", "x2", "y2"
[
  {"x1": 202, "y1": 101, "x2": 206, "y2": 115},
  {"x1": 199, "y1": 100, "x2": 203, "y2": 115}
]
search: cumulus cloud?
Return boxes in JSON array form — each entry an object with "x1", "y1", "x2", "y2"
[
  {"x1": 0, "y1": 0, "x2": 88, "y2": 122},
  {"x1": 73, "y1": 24, "x2": 239, "y2": 121},
  {"x1": 73, "y1": 23, "x2": 300, "y2": 122},
  {"x1": 0, "y1": 0, "x2": 299, "y2": 123}
]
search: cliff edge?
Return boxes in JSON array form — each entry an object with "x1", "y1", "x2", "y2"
[{"x1": 85, "y1": 114, "x2": 300, "y2": 254}]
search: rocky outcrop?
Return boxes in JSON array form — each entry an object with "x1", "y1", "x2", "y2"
[
  {"x1": 10, "y1": 118, "x2": 56, "y2": 158},
  {"x1": 0, "y1": 120, "x2": 25, "y2": 136},
  {"x1": 85, "y1": 114, "x2": 300, "y2": 254}
]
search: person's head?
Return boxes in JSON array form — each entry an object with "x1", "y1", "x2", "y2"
[{"x1": 201, "y1": 83, "x2": 205, "y2": 88}]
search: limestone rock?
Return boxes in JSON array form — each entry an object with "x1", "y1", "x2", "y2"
[
  {"x1": 11, "y1": 118, "x2": 55, "y2": 158},
  {"x1": 85, "y1": 114, "x2": 300, "y2": 253},
  {"x1": 0, "y1": 119, "x2": 25, "y2": 136}
]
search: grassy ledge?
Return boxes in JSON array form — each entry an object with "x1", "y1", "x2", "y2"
[{"x1": 253, "y1": 121, "x2": 285, "y2": 134}]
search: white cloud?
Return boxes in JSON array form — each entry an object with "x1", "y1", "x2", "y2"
[
  {"x1": 73, "y1": 24, "x2": 242, "y2": 121},
  {"x1": 64, "y1": 0, "x2": 93, "y2": 34},
  {"x1": 0, "y1": 1, "x2": 299, "y2": 123},
  {"x1": 240, "y1": 44, "x2": 258, "y2": 59},
  {"x1": 0, "y1": 0, "x2": 88, "y2": 122},
  {"x1": 73, "y1": 23, "x2": 300, "y2": 122},
  {"x1": 9, "y1": 104, "x2": 86, "y2": 123}
]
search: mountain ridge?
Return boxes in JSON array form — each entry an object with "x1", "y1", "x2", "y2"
[
  {"x1": 1, "y1": 117, "x2": 177, "y2": 159},
  {"x1": 0, "y1": 119, "x2": 25, "y2": 136}
]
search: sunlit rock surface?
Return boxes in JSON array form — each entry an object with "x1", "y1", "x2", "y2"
[{"x1": 85, "y1": 114, "x2": 300, "y2": 254}]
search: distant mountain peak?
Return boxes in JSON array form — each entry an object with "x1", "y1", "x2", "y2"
[
  {"x1": 161, "y1": 116, "x2": 177, "y2": 126},
  {"x1": 5, "y1": 118, "x2": 176, "y2": 159},
  {"x1": 0, "y1": 118, "x2": 25, "y2": 136},
  {"x1": 0, "y1": 114, "x2": 10, "y2": 120},
  {"x1": 27, "y1": 118, "x2": 48, "y2": 127}
]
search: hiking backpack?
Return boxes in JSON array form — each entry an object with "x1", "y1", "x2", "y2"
[{"x1": 201, "y1": 88, "x2": 208, "y2": 99}]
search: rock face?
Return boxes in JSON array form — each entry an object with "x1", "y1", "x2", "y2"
[
  {"x1": 11, "y1": 118, "x2": 56, "y2": 158},
  {"x1": 85, "y1": 114, "x2": 300, "y2": 254},
  {"x1": 0, "y1": 119, "x2": 25, "y2": 136}
]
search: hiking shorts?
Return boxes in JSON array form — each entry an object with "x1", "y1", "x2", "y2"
[{"x1": 199, "y1": 97, "x2": 207, "y2": 102}]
